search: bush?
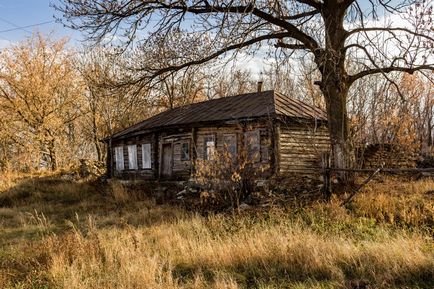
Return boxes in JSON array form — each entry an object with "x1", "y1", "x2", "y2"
[{"x1": 194, "y1": 148, "x2": 266, "y2": 210}]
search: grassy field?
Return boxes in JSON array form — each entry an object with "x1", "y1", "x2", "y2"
[{"x1": 0, "y1": 172, "x2": 433, "y2": 288}]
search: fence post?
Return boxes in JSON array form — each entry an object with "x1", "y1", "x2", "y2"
[{"x1": 322, "y1": 152, "x2": 331, "y2": 201}]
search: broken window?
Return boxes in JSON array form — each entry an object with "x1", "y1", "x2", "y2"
[
  {"x1": 127, "y1": 145, "x2": 138, "y2": 170},
  {"x1": 142, "y1": 143, "x2": 151, "y2": 169},
  {"x1": 223, "y1": 134, "x2": 237, "y2": 156},
  {"x1": 244, "y1": 130, "x2": 260, "y2": 162},
  {"x1": 181, "y1": 142, "x2": 190, "y2": 161},
  {"x1": 114, "y1": 146, "x2": 124, "y2": 171},
  {"x1": 204, "y1": 135, "x2": 215, "y2": 160}
]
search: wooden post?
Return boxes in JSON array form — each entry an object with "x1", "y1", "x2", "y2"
[
  {"x1": 322, "y1": 151, "x2": 331, "y2": 200},
  {"x1": 191, "y1": 127, "x2": 197, "y2": 177},
  {"x1": 153, "y1": 133, "x2": 159, "y2": 179},
  {"x1": 273, "y1": 122, "x2": 281, "y2": 176}
]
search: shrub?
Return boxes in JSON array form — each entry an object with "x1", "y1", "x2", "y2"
[{"x1": 194, "y1": 147, "x2": 266, "y2": 210}]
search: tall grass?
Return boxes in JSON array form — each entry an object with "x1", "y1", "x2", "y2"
[{"x1": 0, "y1": 174, "x2": 433, "y2": 288}]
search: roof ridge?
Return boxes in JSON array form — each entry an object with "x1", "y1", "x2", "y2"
[{"x1": 273, "y1": 91, "x2": 326, "y2": 118}]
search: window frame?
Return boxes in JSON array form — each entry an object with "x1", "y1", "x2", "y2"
[
  {"x1": 127, "y1": 144, "x2": 138, "y2": 170},
  {"x1": 114, "y1": 146, "x2": 124, "y2": 171},
  {"x1": 181, "y1": 141, "x2": 190, "y2": 161},
  {"x1": 141, "y1": 143, "x2": 152, "y2": 169},
  {"x1": 203, "y1": 135, "x2": 216, "y2": 161},
  {"x1": 223, "y1": 133, "x2": 237, "y2": 156},
  {"x1": 244, "y1": 130, "x2": 261, "y2": 163}
]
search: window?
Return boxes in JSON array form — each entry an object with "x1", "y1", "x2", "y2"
[
  {"x1": 181, "y1": 142, "x2": 190, "y2": 161},
  {"x1": 223, "y1": 134, "x2": 237, "y2": 156},
  {"x1": 127, "y1": 145, "x2": 138, "y2": 170},
  {"x1": 204, "y1": 135, "x2": 215, "y2": 160},
  {"x1": 244, "y1": 130, "x2": 260, "y2": 162},
  {"x1": 114, "y1": 146, "x2": 124, "y2": 171},
  {"x1": 142, "y1": 143, "x2": 151, "y2": 169}
]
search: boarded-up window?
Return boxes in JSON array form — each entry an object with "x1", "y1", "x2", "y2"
[
  {"x1": 142, "y1": 143, "x2": 151, "y2": 169},
  {"x1": 204, "y1": 135, "x2": 215, "y2": 160},
  {"x1": 115, "y1": 146, "x2": 124, "y2": 171},
  {"x1": 127, "y1": 145, "x2": 138, "y2": 170},
  {"x1": 181, "y1": 142, "x2": 190, "y2": 161},
  {"x1": 223, "y1": 134, "x2": 237, "y2": 156},
  {"x1": 244, "y1": 130, "x2": 260, "y2": 162}
]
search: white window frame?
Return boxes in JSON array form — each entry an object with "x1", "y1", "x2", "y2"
[
  {"x1": 127, "y1": 145, "x2": 138, "y2": 170},
  {"x1": 142, "y1": 143, "x2": 152, "y2": 169},
  {"x1": 115, "y1": 146, "x2": 124, "y2": 171}
]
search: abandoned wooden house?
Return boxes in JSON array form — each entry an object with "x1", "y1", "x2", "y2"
[{"x1": 104, "y1": 90, "x2": 330, "y2": 180}]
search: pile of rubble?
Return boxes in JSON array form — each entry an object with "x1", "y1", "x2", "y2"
[
  {"x1": 160, "y1": 177, "x2": 324, "y2": 212},
  {"x1": 359, "y1": 144, "x2": 419, "y2": 168}
]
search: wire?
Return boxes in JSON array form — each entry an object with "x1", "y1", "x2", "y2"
[
  {"x1": 0, "y1": 17, "x2": 32, "y2": 34},
  {"x1": 0, "y1": 20, "x2": 55, "y2": 33}
]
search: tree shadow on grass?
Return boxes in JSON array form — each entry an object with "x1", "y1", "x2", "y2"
[
  {"x1": 171, "y1": 253, "x2": 434, "y2": 289},
  {"x1": 0, "y1": 175, "x2": 190, "y2": 245}
]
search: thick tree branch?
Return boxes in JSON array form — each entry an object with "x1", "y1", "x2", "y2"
[
  {"x1": 349, "y1": 64, "x2": 434, "y2": 83},
  {"x1": 282, "y1": 9, "x2": 319, "y2": 20},
  {"x1": 275, "y1": 42, "x2": 307, "y2": 49},
  {"x1": 347, "y1": 27, "x2": 434, "y2": 43},
  {"x1": 154, "y1": 2, "x2": 320, "y2": 50},
  {"x1": 134, "y1": 31, "x2": 291, "y2": 83},
  {"x1": 296, "y1": 0, "x2": 323, "y2": 10}
]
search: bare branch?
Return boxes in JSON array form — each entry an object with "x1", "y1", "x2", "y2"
[
  {"x1": 347, "y1": 27, "x2": 434, "y2": 43},
  {"x1": 349, "y1": 64, "x2": 434, "y2": 83},
  {"x1": 131, "y1": 32, "x2": 291, "y2": 84}
]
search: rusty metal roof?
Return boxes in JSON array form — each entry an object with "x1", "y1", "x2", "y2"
[{"x1": 109, "y1": 90, "x2": 326, "y2": 139}]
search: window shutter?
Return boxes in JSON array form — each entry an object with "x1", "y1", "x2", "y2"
[
  {"x1": 142, "y1": 143, "x2": 151, "y2": 169},
  {"x1": 127, "y1": 145, "x2": 138, "y2": 170},
  {"x1": 115, "y1": 146, "x2": 124, "y2": 171}
]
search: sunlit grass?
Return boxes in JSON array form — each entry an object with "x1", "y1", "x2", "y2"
[{"x1": 0, "y1": 174, "x2": 433, "y2": 288}]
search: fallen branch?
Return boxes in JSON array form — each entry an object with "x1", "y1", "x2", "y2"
[{"x1": 340, "y1": 167, "x2": 383, "y2": 207}]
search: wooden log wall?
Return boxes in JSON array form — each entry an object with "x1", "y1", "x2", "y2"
[
  {"x1": 278, "y1": 123, "x2": 330, "y2": 173},
  {"x1": 111, "y1": 134, "x2": 156, "y2": 180},
  {"x1": 196, "y1": 124, "x2": 273, "y2": 177}
]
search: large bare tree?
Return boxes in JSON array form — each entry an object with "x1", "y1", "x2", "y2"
[{"x1": 55, "y1": 0, "x2": 434, "y2": 178}]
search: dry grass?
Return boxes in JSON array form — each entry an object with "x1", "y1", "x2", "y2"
[{"x1": 0, "y1": 174, "x2": 433, "y2": 288}]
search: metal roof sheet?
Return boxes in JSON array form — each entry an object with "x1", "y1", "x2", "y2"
[{"x1": 109, "y1": 90, "x2": 326, "y2": 139}]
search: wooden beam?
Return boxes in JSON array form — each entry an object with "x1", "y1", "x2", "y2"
[
  {"x1": 153, "y1": 132, "x2": 160, "y2": 179},
  {"x1": 273, "y1": 122, "x2": 281, "y2": 175},
  {"x1": 191, "y1": 127, "x2": 197, "y2": 176}
]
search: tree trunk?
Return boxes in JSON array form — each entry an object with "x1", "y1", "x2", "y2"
[
  {"x1": 317, "y1": 3, "x2": 354, "y2": 185},
  {"x1": 47, "y1": 139, "x2": 57, "y2": 171},
  {"x1": 322, "y1": 82, "x2": 354, "y2": 183}
]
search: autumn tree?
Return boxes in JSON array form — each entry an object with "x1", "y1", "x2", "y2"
[
  {"x1": 76, "y1": 46, "x2": 156, "y2": 163},
  {"x1": 55, "y1": 0, "x2": 434, "y2": 180},
  {"x1": 0, "y1": 33, "x2": 85, "y2": 171}
]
